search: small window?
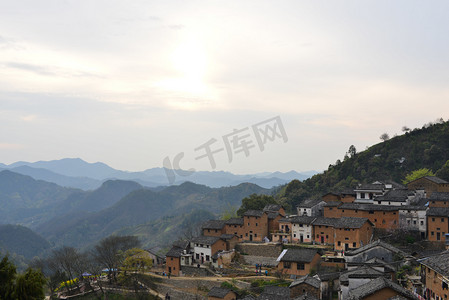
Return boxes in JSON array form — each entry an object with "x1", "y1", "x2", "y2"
[
  {"x1": 256, "y1": 223, "x2": 258, "y2": 226},
  {"x1": 431, "y1": 232, "x2": 435, "y2": 236},
  {"x1": 297, "y1": 263, "x2": 305, "y2": 270},
  {"x1": 170, "y1": 257, "x2": 173, "y2": 261},
  {"x1": 442, "y1": 218, "x2": 445, "y2": 222},
  {"x1": 338, "y1": 241, "x2": 341, "y2": 246},
  {"x1": 329, "y1": 208, "x2": 333, "y2": 210}
]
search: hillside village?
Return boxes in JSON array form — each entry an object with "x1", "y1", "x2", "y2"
[{"x1": 161, "y1": 175, "x2": 449, "y2": 300}]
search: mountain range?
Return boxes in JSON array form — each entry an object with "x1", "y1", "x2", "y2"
[{"x1": 0, "y1": 158, "x2": 316, "y2": 190}]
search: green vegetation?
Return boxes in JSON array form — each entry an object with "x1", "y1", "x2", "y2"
[
  {"x1": 0, "y1": 255, "x2": 46, "y2": 300},
  {"x1": 436, "y1": 160, "x2": 449, "y2": 181},
  {"x1": 402, "y1": 168, "x2": 435, "y2": 184},
  {"x1": 273, "y1": 120, "x2": 449, "y2": 211},
  {"x1": 237, "y1": 194, "x2": 277, "y2": 216},
  {"x1": 0, "y1": 225, "x2": 50, "y2": 260}
]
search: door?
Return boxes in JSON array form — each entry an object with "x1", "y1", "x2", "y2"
[
  {"x1": 300, "y1": 235, "x2": 304, "y2": 243},
  {"x1": 168, "y1": 267, "x2": 172, "y2": 273},
  {"x1": 437, "y1": 232, "x2": 441, "y2": 240},
  {"x1": 345, "y1": 243, "x2": 349, "y2": 251},
  {"x1": 249, "y1": 234, "x2": 253, "y2": 241},
  {"x1": 320, "y1": 236, "x2": 324, "y2": 243}
]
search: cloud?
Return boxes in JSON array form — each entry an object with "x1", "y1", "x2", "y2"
[
  {"x1": 168, "y1": 24, "x2": 185, "y2": 30},
  {"x1": 3, "y1": 62, "x2": 101, "y2": 78},
  {"x1": 0, "y1": 143, "x2": 24, "y2": 150}
]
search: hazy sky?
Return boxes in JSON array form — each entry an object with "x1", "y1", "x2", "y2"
[{"x1": 1, "y1": 1, "x2": 449, "y2": 174}]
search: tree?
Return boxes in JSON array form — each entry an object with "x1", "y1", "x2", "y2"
[
  {"x1": 236, "y1": 194, "x2": 277, "y2": 217},
  {"x1": 348, "y1": 145, "x2": 357, "y2": 158},
  {"x1": 50, "y1": 247, "x2": 86, "y2": 294},
  {"x1": 0, "y1": 255, "x2": 16, "y2": 300},
  {"x1": 402, "y1": 168, "x2": 435, "y2": 184},
  {"x1": 122, "y1": 248, "x2": 153, "y2": 274},
  {"x1": 92, "y1": 235, "x2": 140, "y2": 282},
  {"x1": 13, "y1": 268, "x2": 46, "y2": 300},
  {"x1": 220, "y1": 204, "x2": 238, "y2": 220},
  {"x1": 402, "y1": 126, "x2": 410, "y2": 133},
  {"x1": 436, "y1": 160, "x2": 449, "y2": 181},
  {"x1": 380, "y1": 133, "x2": 390, "y2": 142}
]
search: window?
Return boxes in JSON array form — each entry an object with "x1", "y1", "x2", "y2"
[
  {"x1": 394, "y1": 221, "x2": 396, "y2": 224},
  {"x1": 432, "y1": 218, "x2": 435, "y2": 222},
  {"x1": 361, "y1": 193, "x2": 365, "y2": 199},
  {"x1": 329, "y1": 207, "x2": 333, "y2": 210},
  {"x1": 382, "y1": 220, "x2": 386, "y2": 224},
  {"x1": 342, "y1": 210, "x2": 345, "y2": 212},
  {"x1": 294, "y1": 234, "x2": 296, "y2": 237},
  {"x1": 215, "y1": 229, "x2": 217, "y2": 233},
  {"x1": 299, "y1": 224, "x2": 303, "y2": 227},
  {"x1": 353, "y1": 242, "x2": 356, "y2": 247},
  {"x1": 393, "y1": 212, "x2": 396, "y2": 215},
  {"x1": 196, "y1": 254, "x2": 200, "y2": 259},
  {"x1": 338, "y1": 241, "x2": 341, "y2": 246},
  {"x1": 256, "y1": 223, "x2": 258, "y2": 226},
  {"x1": 307, "y1": 235, "x2": 310, "y2": 238},
  {"x1": 248, "y1": 223, "x2": 250, "y2": 226},
  {"x1": 206, "y1": 255, "x2": 210, "y2": 261},
  {"x1": 246, "y1": 233, "x2": 248, "y2": 237},
  {"x1": 207, "y1": 229, "x2": 210, "y2": 232},
  {"x1": 431, "y1": 232, "x2": 434, "y2": 236},
  {"x1": 170, "y1": 257, "x2": 173, "y2": 261},
  {"x1": 442, "y1": 218, "x2": 445, "y2": 222},
  {"x1": 345, "y1": 237, "x2": 349, "y2": 240},
  {"x1": 369, "y1": 211, "x2": 374, "y2": 214},
  {"x1": 414, "y1": 221, "x2": 417, "y2": 225},
  {"x1": 421, "y1": 221, "x2": 424, "y2": 225},
  {"x1": 374, "y1": 219, "x2": 377, "y2": 222},
  {"x1": 284, "y1": 262, "x2": 291, "y2": 269},
  {"x1": 200, "y1": 244, "x2": 203, "y2": 247},
  {"x1": 255, "y1": 234, "x2": 258, "y2": 237},
  {"x1": 326, "y1": 235, "x2": 329, "y2": 238},
  {"x1": 297, "y1": 263, "x2": 305, "y2": 270}
]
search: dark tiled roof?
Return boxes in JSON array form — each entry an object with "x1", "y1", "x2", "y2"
[
  {"x1": 289, "y1": 216, "x2": 316, "y2": 225},
  {"x1": 315, "y1": 272, "x2": 341, "y2": 281},
  {"x1": 202, "y1": 219, "x2": 225, "y2": 230},
  {"x1": 259, "y1": 286, "x2": 290, "y2": 299},
  {"x1": 340, "y1": 266, "x2": 385, "y2": 283},
  {"x1": 341, "y1": 189, "x2": 356, "y2": 196},
  {"x1": 165, "y1": 247, "x2": 184, "y2": 258},
  {"x1": 267, "y1": 212, "x2": 280, "y2": 220},
  {"x1": 293, "y1": 294, "x2": 319, "y2": 300},
  {"x1": 264, "y1": 204, "x2": 282, "y2": 212},
  {"x1": 172, "y1": 240, "x2": 190, "y2": 249},
  {"x1": 324, "y1": 201, "x2": 342, "y2": 207},
  {"x1": 429, "y1": 192, "x2": 449, "y2": 201},
  {"x1": 297, "y1": 198, "x2": 325, "y2": 208},
  {"x1": 420, "y1": 251, "x2": 449, "y2": 276},
  {"x1": 423, "y1": 176, "x2": 448, "y2": 184},
  {"x1": 244, "y1": 210, "x2": 265, "y2": 217},
  {"x1": 191, "y1": 235, "x2": 221, "y2": 245},
  {"x1": 336, "y1": 217, "x2": 371, "y2": 229},
  {"x1": 280, "y1": 248, "x2": 319, "y2": 263},
  {"x1": 339, "y1": 203, "x2": 400, "y2": 211},
  {"x1": 312, "y1": 217, "x2": 340, "y2": 227},
  {"x1": 345, "y1": 240, "x2": 407, "y2": 257},
  {"x1": 207, "y1": 287, "x2": 234, "y2": 298},
  {"x1": 427, "y1": 207, "x2": 449, "y2": 217},
  {"x1": 355, "y1": 183, "x2": 385, "y2": 191},
  {"x1": 348, "y1": 276, "x2": 418, "y2": 300},
  {"x1": 220, "y1": 234, "x2": 237, "y2": 240},
  {"x1": 290, "y1": 274, "x2": 320, "y2": 289},
  {"x1": 225, "y1": 218, "x2": 244, "y2": 225},
  {"x1": 375, "y1": 189, "x2": 410, "y2": 202}
]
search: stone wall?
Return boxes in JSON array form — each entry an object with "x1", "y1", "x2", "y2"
[{"x1": 236, "y1": 243, "x2": 283, "y2": 257}]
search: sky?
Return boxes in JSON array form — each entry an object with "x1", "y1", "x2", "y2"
[{"x1": 1, "y1": 0, "x2": 449, "y2": 174}]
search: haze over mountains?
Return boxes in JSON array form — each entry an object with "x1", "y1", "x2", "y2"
[{"x1": 0, "y1": 158, "x2": 316, "y2": 190}]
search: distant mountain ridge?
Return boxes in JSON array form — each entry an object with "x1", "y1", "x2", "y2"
[{"x1": 1, "y1": 158, "x2": 316, "y2": 189}]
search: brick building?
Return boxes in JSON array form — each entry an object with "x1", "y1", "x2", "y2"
[
  {"x1": 277, "y1": 248, "x2": 321, "y2": 277},
  {"x1": 297, "y1": 198, "x2": 326, "y2": 217},
  {"x1": 333, "y1": 203, "x2": 399, "y2": 230},
  {"x1": 407, "y1": 176, "x2": 449, "y2": 198},
  {"x1": 334, "y1": 218, "x2": 374, "y2": 251},
  {"x1": 347, "y1": 276, "x2": 418, "y2": 300},
  {"x1": 427, "y1": 207, "x2": 449, "y2": 242},
  {"x1": 243, "y1": 210, "x2": 269, "y2": 242},
  {"x1": 428, "y1": 192, "x2": 449, "y2": 208},
  {"x1": 420, "y1": 251, "x2": 449, "y2": 300},
  {"x1": 223, "y1": 218, "x2": 244, "y2": 239},
  {"x1": 191, "y1": 236, "x2": 227, "y2": 264},
  {"x1": 289, "y1": 275, "x2": 321, "y2": 299},
  {"x1": 202, "y1": 220, "x2": 226, "y2": 237},
  {"x1": 207, "y1": 287, "x2": 237, "y2": 300},
  {"x1": 313, "y1": 217, "x2": 338, "y2": 245}
]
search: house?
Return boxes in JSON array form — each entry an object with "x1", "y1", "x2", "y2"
[
  {"x1": 297, "y1": 199, "x2": 326, "y2": 217},
  {"x1": 334, "y1": 218, "x2": 374, "y2": 251},
  {"x1": 420, "y1": 251, "x2": 449, "y2": 300},
  {"x1": 407, "y1": 176, "x2": 449, "y2": 198},
  {"x1": 428, "y1": 192, "x2": 449, "y2": 208},
  {"x1": 263, "y1": 204, "x2": 286, "y2": 234},
  {"x1": 165, "y1": 240, "x2": 190, "y2": 276},
  {"x1": 426, "y1": 207, "x2": 449, "y2": 242},
  {"x1": 398, "y1": 204, "x2": 427, "y2": 238},
  {"x1": 272, "y1": 218, "x2": 293, "y2": 243},
  {"x1": 339, "y1": 266, "x2": 388, "y2": 299},
  {"x1": 373, "y1": 189, "x2": 414, "y2": 206},
  {"x1": 202, "y1": 220, "x2": 226, "y2": 237},
  {"x1": 219, "y1": 234, "x2": 239, "y2": 251},
  {"x1": 314, "y1": 272, "x2": 341, "y2": 300},
  {"x1": 347, "y1": 276, "x2": 418, "y2": 300},
  {"x1": 258, "y1": 286, "x2": 290, "y2": 300},
  {"x1": 207, "y1": 287, "x2": 237, "y2": 300},
  {"x1": 354, "y1": 183, "x2": 388, "y2": 204},
  {"x1": 191, "y1": 236, "x2": 227, "y2": 264},
  {"x1": 243, "y1": 210, "x2": 269, "y2": 242},
  {"x1": 335, "y1": 203, "x2": 399, "y2": 229},
  {"x1": 340, "y1": 190, "x2": 356, "y2": 203},
  {"x1": 289, "y1": 275, "x2": 321, "y2": 299},
  {"x1": 277, "y1": 248, "x2": 321, "y2": 278},
  {"x1": 290, "y1": 216, "x2": 316, "y2": 243},
  {"x1": 144, "y1": 248, "x2": 164, "y2": 266},
  {"x1": 224, "y1": 218, "x2": 244, "y2": 239},
  {"x1": 312, "y1": 217, "x2": 338, "y2": 246},
  {"x1": 323, "y1": 201, "x2": 343, "y2": 218},
  {"x1": 344, "y1": 240, "x2": 408, "y2": 265}
]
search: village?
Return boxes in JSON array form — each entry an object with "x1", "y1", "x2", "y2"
[{"x1": 158, "y1": 175, "x2": 449, "y2": 300}]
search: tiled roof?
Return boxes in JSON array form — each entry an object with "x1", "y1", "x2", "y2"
[
  {"x1": 347, "y1": 276, "x2": 418, "y2": 300},
  {"x1": 258, "y1": 286, "x2": 290, "y2": 300},
  {"x1": 423, "y1": 176, "x2": 448, "y2": 184},
  {"x1": 314, "y1": 272, "x2": 341, "y2": 281},
  {"x1": 267, "y1": 212, "x2": 280, "y2": 220},
  {"x1": 324, "y1": 201, "x2": 342, "y2": 207},
  {"x1": 225, "y1": 218, "x2": 244, "y2": 225},
  {"x1": 375, "y1": 189, "x2": 410, "y2": 202},
  {"x1": 355, "y1": 183, "x2": 385, "y2": 191},
  {"x1": 293, "y1": 294, "x2": 319, "y2": 300},
  {"x1": 244, "y1": 210, "x2": 265, "y2": 217},
  {"x1": 207, "y1": 287, "x2": 234, "y2": 298},
  {"x1": 427, "y1": 207, "x2": 449, "y2": 217},
  {"x1": 345, "y1": 240, "x2": 407, "y2": 257},
  {"x1": 420, "y1": 251, "x2": 449, "y2": 277},
  {"x1": 165, "y1": 247, "x2": 184, "y2": 258},
  {"x1": 290, "y1": 274, "x2": 320, "y2": 289},
  {"x1": 339, "y1": 203, "x2": 400, "y2": 211},
  {"x1": 297, "y1": 198, "x2": 324, "y2": 208},
  {"x1": 172, "y1": 240, "x2": 190, "y2": 250},
  {"x1": 336, "y1": 217, "x2": 371, "y2": 229},
  {"x1": 279, "y1": 248, "x2": 319, "y2": 263},
  {"x1": 429, "y1": 192, "x2": 449, "y2": 201},
  {"x1": 264, "y1": 204, "x2": 282, "y2": 212},
  {"x1": 220, "y1": 234, "x2": 237, "y2": 240},
  {"x1": 289, "y1": 216, "x2": 316, "y2": 225},
  {"x1": 191, "y1": 235, "x2": 221, "y2": 245},
  {"x1": 201, "y1": 219, "x2": 225, "y2": 230},
  {"x1": 340, "y1": 266, "x2": 385, "y2": 283},
  {"x1": 312, "y1": 217, "x2": 340, "y2": 227}
]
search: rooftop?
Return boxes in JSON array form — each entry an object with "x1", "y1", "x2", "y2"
[
  {"x1": 244, "y1": 210, "x2": 265, "y2": 217},
  {"x1": 355, "y1": 183, "x2": 385, "y2": 191},
  {"x1": 258, "y1": 286, "x2": 290, "y2": 300},
  {"x1": 345, "y1": 240, "x2": 407, "y2": 257},
  {"x1": 427, "y1": 207, "x2": 449, "y2": 217},
  {"x1": 288, "y1": 216, "x2": 316, "y2": 225},
  {"x1": 429, "y1": 192, "x2": 449, "y2": 201},
  {"x1": 336, "y1": 217, "x2": 371, "y2": 229},
  {"x1": 191, "y1": 235, "x2": 221, "y2": 245},
  {"x1": 420, "y1": 251, "x2": 449, "y2": 277},
  {"x1": 297, "y1": 198, "x2": 325, "y2": 208},
  {"x1": 339, "y1": 203, "x2": 400, "y2": 211},
  {"x1": 225, "y1": 217, "x2": 244, "y2": 225},
  {"x1": 348, "y1": 276, "x2": 418, "y2": 300},
  {"x1": 375, "y1": 189, "x2": 411, "y2": 202},
  {"x1": 290, "y1": 274, "x2": 321, "y2": 289},
  {"x1": 201, "y1": 219, "x2": 225, "y2": 230},
  {"x1": 165, "y1": 246, "x2": 184, "y2": 258},
  {"x1": 279, "y1": 248, "x2": 319, "y2": 263},
  {"x1": 340, "y1": 266, "x2": 385, "y2": 283},
  {"x1": 263, "y1": 204, "x2": 282, "y2": 212}
]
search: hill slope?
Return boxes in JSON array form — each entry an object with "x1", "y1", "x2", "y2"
[
  {"x1": 277, "y1": 120, "x2": 449, "y2": 210},
  {"x1": 0, "y1": 224, "x2": 51, "y2": 259}
]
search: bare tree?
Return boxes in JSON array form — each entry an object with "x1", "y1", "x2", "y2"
[
  {"x1": 92, "y1": 235, "x2": 140, "y2": 282},
  {"x1": 50, "y1": 246, "x2": 86, "y2": 294}
]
